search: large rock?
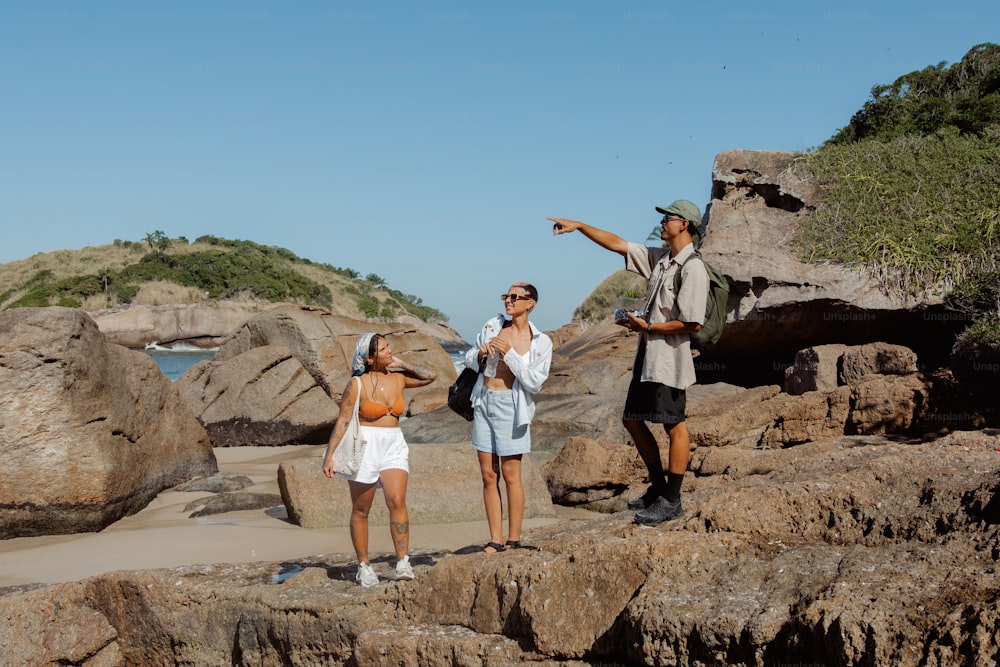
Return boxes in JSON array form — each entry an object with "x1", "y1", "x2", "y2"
[
  {"x1": 0, "y1": 308, "x2": 216, "y2": 538},
  {"x1": 698, "y1": 150, "x2": 965, "y2": 375},
  {"x1": 176, "y1": 344, "x2": 337, "y2": 447},
  {"x1": 542, "y1": 437, "x2": 645, "y2": 505},
  {"x1": 278, "y1": 442, "x2": 556, "y2": 527},
  {"x1": 2, "y1": 432, "x2": 998, "y2": 665}
]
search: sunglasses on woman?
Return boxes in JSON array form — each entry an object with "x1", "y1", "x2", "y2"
[{"x1": 501, "y1": 293, "x2": 533, "y2": 303}]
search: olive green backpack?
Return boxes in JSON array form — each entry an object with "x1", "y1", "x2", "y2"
[{"x1": 673, "y1": 251, "x2": 730, "y2": 349}]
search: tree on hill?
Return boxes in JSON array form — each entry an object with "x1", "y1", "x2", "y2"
[
  {"x1": 828, "y1": 42, "x2": 1000, "y2": 145},
  {"x1": 144, "y1": 230, "x2": 171, "y2": 253}
]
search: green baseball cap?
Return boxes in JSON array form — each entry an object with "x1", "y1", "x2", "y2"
[{"x1": 655, "y1": 199, "x2": 702, "y2": 226}]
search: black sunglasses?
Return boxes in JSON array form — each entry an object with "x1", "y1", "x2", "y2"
[{"x1": 501, "y1": 293, "x2": 533, "y2": 303}]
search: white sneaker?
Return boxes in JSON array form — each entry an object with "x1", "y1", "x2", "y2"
[
  {"x1": 356, "y1": 562, "x2": 379, "y2": 588},
  {"x1": 394, "y1": 555, "x2": 415, "y2": 581}
]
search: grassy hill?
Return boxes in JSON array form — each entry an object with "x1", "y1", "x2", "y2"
[{"x1": 0, "y1": 234, "x2": 449, "y2": 327}]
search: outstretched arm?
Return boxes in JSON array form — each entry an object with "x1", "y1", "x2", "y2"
[{"x1": 548, "y1": 217, "x2": 629, "y2": 256}]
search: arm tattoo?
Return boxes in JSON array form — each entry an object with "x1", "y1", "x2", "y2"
[{"x1": 395, "y1": 360, "x2": 437, "y2": 382}]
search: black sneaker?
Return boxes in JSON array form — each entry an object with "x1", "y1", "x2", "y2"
[
  {"x1": 626, "y1": 486, "x2": 663, "y2": 511},
  {"x1": 633, "y1": 496, "x2": 683, "y2": 525}
]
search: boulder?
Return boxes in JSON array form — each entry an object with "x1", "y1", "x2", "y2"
[
  {"x1": 784, "y1": 343, "x2": 848, "y2": 395},
  {"x1": 277, "y1": 442, "x2": 556, "y2": 528},
  {"x1": 176, "y1": 344, "x2": 338, "y2": 447},
  {"x1": 0, "y1": 307, "x2": 216, "y2": 538},
  {"x1": 951, "y1": 334, "x2": 1000, "y2": 391},
  {"x1": 840, "y1": 341, "x2": 919, "y2": 384},
  {"x1": 542, "y1": 437, "x2": 645, "y2": 505},
  {"x1": 698, "y1": 150, "x2": 965, "y2": 377}
]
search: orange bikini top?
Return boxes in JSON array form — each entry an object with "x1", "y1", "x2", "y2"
[{"x1": 358, "y1": 395, "x2": 405, "y2": 421}]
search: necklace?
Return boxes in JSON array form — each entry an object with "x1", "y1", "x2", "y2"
[{"x1": 367, "y1": 373, "x2": 390, "y2": 411}]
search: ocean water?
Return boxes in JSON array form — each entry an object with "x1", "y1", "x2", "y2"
[
  {"x1": 144, "y1": 345, "x2": 216, "y2": 381},
  {"x1": 146, "y1": 345, "x2": 468, "y2": 381}
]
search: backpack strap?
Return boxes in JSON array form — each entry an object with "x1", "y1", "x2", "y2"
[{"x1": 672, "y1": 250, "x2": 702, "y2": 292}]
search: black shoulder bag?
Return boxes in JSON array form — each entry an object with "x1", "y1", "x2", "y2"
[{"x1": 447, "y1": 363, "x2": 479, "y2": 421}]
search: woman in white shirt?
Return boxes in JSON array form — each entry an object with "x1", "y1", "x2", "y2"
[{"x1": 463, "y1": 282, "x2": 552, "y2": 553}]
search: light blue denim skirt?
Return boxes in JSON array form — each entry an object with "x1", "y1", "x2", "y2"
[{"x1": 471, "y1": 389, "x2": 530, "y2": 456}]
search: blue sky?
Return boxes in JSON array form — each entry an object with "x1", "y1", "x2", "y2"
[{"x1": 2, "y1": 1, "x2": 997, "y2": 343}]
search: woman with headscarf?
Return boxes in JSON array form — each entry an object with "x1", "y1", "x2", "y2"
[
  {"x1": 464, "y1": 282, "x2": 552, "y2": 553},
  {"x1": 323, "y1": 332, "x2": 437, "y2": 587}
]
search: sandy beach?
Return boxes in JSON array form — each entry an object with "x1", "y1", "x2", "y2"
[{"x1": 0, "y1": 445, "x2": 572, "y2": 588}]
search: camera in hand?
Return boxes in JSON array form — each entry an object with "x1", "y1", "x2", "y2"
[{"x1": 613, "y1": 308, "x2": 643, "y2": 324}]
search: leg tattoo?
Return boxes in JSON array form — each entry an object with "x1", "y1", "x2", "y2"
[{"x1": 391, "y1": 520, "x2": 409, "y2": 553}]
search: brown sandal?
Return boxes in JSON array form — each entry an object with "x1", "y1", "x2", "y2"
[{"x1": 482, "y1": 541, "x2": 506, "y2": 553}]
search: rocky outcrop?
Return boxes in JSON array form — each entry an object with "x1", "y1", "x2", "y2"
[
  {"x1": 698, "y1": 150, "x2": 966, "y2": 376},
  {"x1": 0, "y1": 308, "x2": 216, "y2": 538},
  {"x1": 278, "y1": 442, "x2": 555, "y2": 528},
  {"x1": 3, "y1": 431, "x2": 997, "y2": 666}
]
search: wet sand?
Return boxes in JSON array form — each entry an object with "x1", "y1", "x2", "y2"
[{"x1": 0, "y1": 445, "x2": 571, "y2": 588}]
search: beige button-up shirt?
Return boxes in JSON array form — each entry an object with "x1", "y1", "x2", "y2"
[{"x1": 625, "y1": 241, "x2": 709, "y2": 390}]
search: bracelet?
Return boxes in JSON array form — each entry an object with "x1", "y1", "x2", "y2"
[{"x1": 647, "y1": 321, "x2": 652, "y2": 333}]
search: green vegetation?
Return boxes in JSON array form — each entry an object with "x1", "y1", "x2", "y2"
[
  {"x1": 828, "y1": 43, "x2": 1000, "y2": 145},
  {"x1": 116, "y1": 244, "x2": 333, "y2": 306},
  {"x1": 1, "y1": 236, "x2": 447, "y2": 326},
  {"x1": 793, "y1": 42, "x2": 1000, "y2": 347},
  {"x1": 791, "y1": 126, "x2": 1000, "y2": 292},
  {"x1": 573, "y1": 270, "x2": 647, "y2": 323}
]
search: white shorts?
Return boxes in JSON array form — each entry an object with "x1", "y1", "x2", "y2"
[{"x1": 340, "y1": 426, "x2": 409, "y2": 485}]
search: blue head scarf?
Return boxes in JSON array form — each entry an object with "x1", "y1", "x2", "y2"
[{"x1": 352, "y1": 332, "x2": 377, "y2": 376}]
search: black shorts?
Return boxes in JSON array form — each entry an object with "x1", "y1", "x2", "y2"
[
  {"x1": 623, "y1": 380, "x2": 686, "y2": 425},
  {"x1": 622, "y1": 341, "x2": 686, "y2": 425}
]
